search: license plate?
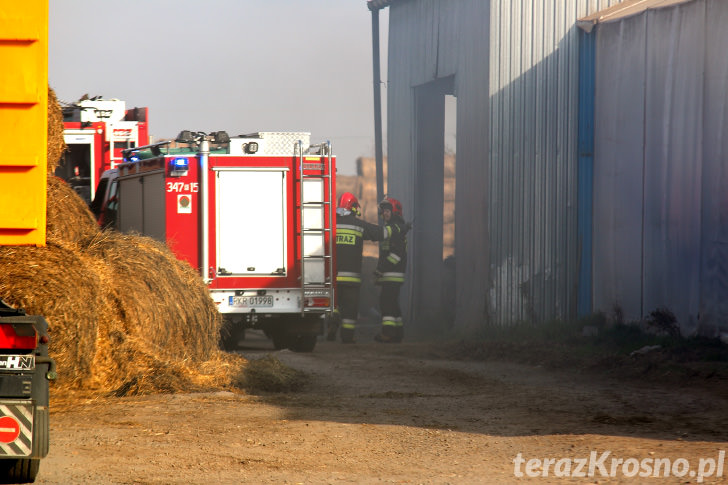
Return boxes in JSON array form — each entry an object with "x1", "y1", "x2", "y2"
[
  {"x1": 0, "y1": 355, "x2": 35, "y2": 371},
  {"x1": 230, "y1": 295, "x2": 274, "y2": 308}
]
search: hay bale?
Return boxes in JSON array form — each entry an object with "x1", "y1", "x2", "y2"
[
  {"x1": 444, "y1": 154, "x2": 456, "y2": 177},
  {"x1": 0, "y1": 86, "x2": 246, "y2": 396},
  {"x1": 444, "y1": 178, "x2": 456, "y2": 201},
  {"x1": 79, "y1": 245, "x2": 242, "y2": 395},
  {"x1": 0, "y1": 240, "x2": 101, "y2": 388},
  {"x1": 84, "y1": 231, "x2": 221, "y2": 363},
  {"x1": 443, "y1": 200, "x2": 455, "y2": 224},
  {"x1": 47, "y1": 87, "x2": 65, "y2": 173},
  {"x1": 242, "y1": 355, "x2": 307, "y2": 393},
  {"x1": 46, "y1": 176, "x2": 99, "y2": 244},
  {"x1": 118, "y1": 350, "x2": 245, "y2": 396},
  {"x1": 336, "y1": 175, "x2": 357, "y2": 198},
  {"x1": 357, "y1": 156, "x2": 387, "y2": 180},
  {"x1": 39, "y1": 174, "x2": 237, "y2": 396}
]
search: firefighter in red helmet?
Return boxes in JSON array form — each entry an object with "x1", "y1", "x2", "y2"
[
  {"x1": 374, "y1": 196, "x2": 411, "y2": 343},
  {"x1": 331, "y1": 192, "x2": 384, "y2": 343}
]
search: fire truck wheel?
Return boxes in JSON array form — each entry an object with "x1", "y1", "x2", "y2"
[
  {"x1": 219, "y1": 317, "x2": 245, "y2": 351},
  {"x1": 220, "y1": 327, "x2": 245, "y2": 351},
  {"x1": 271, "y1": 331, "x2": 288, "y2": 351},
  {"x1": 288, "y1": 334, "x2": 317, "y2": 353},
  {"x1": 0, "y1": 458, "x2": 40, "y2": 483}
]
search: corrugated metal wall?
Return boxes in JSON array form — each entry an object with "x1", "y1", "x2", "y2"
[
  {"x1": 592, "y1": 0, "x2": 728, "y2": 335},
  {"x1": 386, "y1": 0, "x2": 619, "y2": 328},
  {"x1": 488, "y1": 0, "x2": 619, "y2": 325},
  {"x1": 387, "y1": 0, "x2": 491, "y2": 327}
]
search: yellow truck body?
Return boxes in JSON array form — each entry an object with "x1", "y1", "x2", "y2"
[{"x1": 0, "y1": 0, "x2": 48, "y2": 246}]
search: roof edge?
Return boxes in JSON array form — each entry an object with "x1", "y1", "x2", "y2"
[{"x1": 577, "y1": 0, "x2": 694, "y2": 31}]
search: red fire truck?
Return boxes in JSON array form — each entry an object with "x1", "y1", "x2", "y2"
[
  {"x1": 98, "y1": 131, "x2": 335, "y2": 352},
  {"x1": 59, "y1": 97, "x2": 149, "y2": 205}
]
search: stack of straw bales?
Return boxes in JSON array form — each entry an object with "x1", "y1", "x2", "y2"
[
  {"x1": 353, "y1": 157, "x2": 387, "y2": 224},
  {"x1": 0, "y1": 88, "x2": 245, "y2": 396},
  {"x1": 339, "y1": 156, "x2": 455, "y2": 259}
]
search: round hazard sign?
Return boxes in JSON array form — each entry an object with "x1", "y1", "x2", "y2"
[
  {"x1": 0, "y1": 416, "x2": 20, "y2": 443},
  {"x1": 178, "y1": 194, "x2": 192, "y2": 214}
]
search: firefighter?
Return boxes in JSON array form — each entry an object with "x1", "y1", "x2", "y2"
[
  {"x1": 332, "y1": 192, "x2": 383, "y2": 343},
  {"x1": 374, "y1": 196, "x2": 410, "y2": 343}
]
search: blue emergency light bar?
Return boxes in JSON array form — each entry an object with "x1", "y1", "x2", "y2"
[
  {"x1": 170, "y1": 157, "x2": 189, "y2": 177},
  {"x1": 172, "y1": 158, "x2": 189, "y2": 170}
]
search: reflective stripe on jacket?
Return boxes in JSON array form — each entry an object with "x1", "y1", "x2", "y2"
[
  {"x1": 377, "y1": 271, "x2": 405, "y2": 284},
  {"x1": 336, "y1": 213, "x2": 382, "y2": 282},
  {"x1": 376, "y1": 215, "x2": 407, "y2": 282}
]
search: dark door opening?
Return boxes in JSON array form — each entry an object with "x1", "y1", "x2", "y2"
[{"x1": 55, "y1": 143, "x2": 92, "y2": 204}]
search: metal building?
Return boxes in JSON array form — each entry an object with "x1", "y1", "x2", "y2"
[
  {"x1": 580, "y1": 0, "x2": 728, "y2": 336},
  {"x1": 368, "y1": 0, "x2": 620, "y2": 330}
]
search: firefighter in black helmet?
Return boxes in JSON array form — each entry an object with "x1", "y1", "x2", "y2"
[
  {"x1": 332, "y1": 192, "x2": 384, "y2": 343},
  {"x1": 374, "y1": 196, "x2": 410, "y2": 343}
]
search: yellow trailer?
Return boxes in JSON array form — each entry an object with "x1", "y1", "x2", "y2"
[
  {"x1": 0, "y1": 4, "x2": 55, "y2": 484},
  {"x1": 0, "y1": 0, "x2": 48, "y2": 246}
]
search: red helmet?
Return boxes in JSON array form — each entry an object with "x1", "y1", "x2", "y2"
[
  {"x1": 338, "y1": 192, "x2": 361, "y2": 215},
  {"x1": 378, "y1": 196, "x2": 403, "y2": 217}
]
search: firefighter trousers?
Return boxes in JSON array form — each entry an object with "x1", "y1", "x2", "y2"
[
  {"x1": 378, "y1": 281, "x2": 403, "y2": 342},
  {"x1": 336, "y1": 283, "x2": 360, "y2": 343}
]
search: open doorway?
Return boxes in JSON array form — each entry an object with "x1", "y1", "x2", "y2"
[
  {"x1": 442, "y1": 95, "x2": 457, "y2": 326},
  {"x1": 56, "y1": 135, "x2": 94, "y2": 204},
  {"x1": 411, "y1": 76, "x2": 456, "y2": 334}
]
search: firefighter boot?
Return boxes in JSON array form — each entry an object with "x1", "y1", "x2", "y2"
[
  {"x1": 340, "y1": 327, "x2": 356, "y2": 344},
  {"x1": 393, "y1": 317, "x2": 404, "y2": 343},
  {"x1": 374, "y1": 325, "x2": 397, "y2": 343},
  {"x1": 326, "y1": 312, "x2": 341, "y2": 342}
]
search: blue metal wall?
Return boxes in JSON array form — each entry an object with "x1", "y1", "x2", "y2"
[{"x1": 385, "y1": 0, "x2": 619, "y2": 328}]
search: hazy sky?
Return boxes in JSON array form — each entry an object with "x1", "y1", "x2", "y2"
[{"x1": 49, "y1": 1, "x2": 389, "y2": 175}]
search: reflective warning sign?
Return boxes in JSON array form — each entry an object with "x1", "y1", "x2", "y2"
[{"x1": 178, "y1": 194, "x2": 192, "y2": 214}]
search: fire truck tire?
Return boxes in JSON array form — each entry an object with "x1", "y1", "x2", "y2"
[
  {"x1": 0, "y1": 458, "x2": 40, "y2": 483},
  {"x1": 220, "y1": 327, "x2": 245, "y2": 351},
  {"x1": 219, "y1": 317, "x2": 245, "y2": 351},
  {"x1": 271, "y1": 331, "x2": 288, "y2": 350},
  {"x1": 288, "y1": 334, "x2": 317, "y2": 353}
]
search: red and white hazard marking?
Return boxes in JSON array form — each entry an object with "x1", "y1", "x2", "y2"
[{"x1": 0, "y1": 416, "x2": 20, "y2": 443}]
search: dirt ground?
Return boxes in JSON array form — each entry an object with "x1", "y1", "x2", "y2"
[{"x1": 35, "y1": 328, "x2": 728, "y2": 484}]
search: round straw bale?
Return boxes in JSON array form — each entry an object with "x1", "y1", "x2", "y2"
[
  {"x1": 46, "y1": 176, "x2": 99, "y2": 245},
  {"x1": 0, "y1": 86, "x2": 243, "y2": 396},
  {"x1": 103, "y1": 340, "x2": 246, "y2": 397},
  {"x1": 83, "y1": 231, "x2": 221, "y2": 363},
  {"x1": 76, "y1": 247, "x2": 243, "y2": 396},
  {"x1": 47, "y1": 87, "x2": 65, "y2": 173},
  {"x1": 0, "y1": 240, "x2": 100, "y2": 388}
]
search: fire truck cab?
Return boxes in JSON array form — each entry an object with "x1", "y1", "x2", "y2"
[
  {"x1": 101, "y1": 131, "x2": 336, "y2": 352},
  {"x1": 60, "y1": 98, "x2": 149, "y2": 205}
]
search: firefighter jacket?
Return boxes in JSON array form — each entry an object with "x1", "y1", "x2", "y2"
[
  {"x1": 336, "y1": 212, "x2": 383, "y2": 285},
  {"x1": 376, "y1": 214, "x2": 408, "y2": 284}
]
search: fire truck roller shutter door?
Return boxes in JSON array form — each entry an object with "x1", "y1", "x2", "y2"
[{"x1": 216, "y1": 169, "x2": 287, "y2": 275}]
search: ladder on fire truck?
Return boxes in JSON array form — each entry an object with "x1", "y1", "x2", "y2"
[{"x1": 297, "y1": 140, "x2": 335, "y2": 317}]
